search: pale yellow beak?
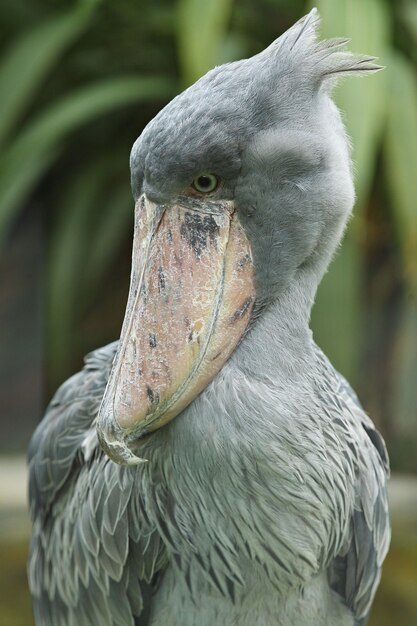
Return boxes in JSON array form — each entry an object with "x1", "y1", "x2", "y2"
[{"x1": 97, "y1": 194, "x2": 256, "y2": 464}]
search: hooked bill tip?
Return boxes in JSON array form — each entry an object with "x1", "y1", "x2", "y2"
[{"x1": 96, "y1": 422, "x2": 148, "y2": 466}]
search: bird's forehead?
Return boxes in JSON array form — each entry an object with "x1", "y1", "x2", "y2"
[
  {"x1": 130, "y1": 59, "x2": 268, "y2": 199},
  {"x1": 144, "y1": 59, "x2": 254, "y2": 145}
]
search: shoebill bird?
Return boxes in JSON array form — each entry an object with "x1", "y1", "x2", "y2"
[{"x1": 28, "y1": 10, "x2": 390, "y2": 626}]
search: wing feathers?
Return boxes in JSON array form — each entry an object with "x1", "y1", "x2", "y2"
[
  {"x1": 28, "y1": 342, "x2": 166, "y2": 626},
  {"x1": 326, "y1": 362, "x2": 390, "y2": 624}
]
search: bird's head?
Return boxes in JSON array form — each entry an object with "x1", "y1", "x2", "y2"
[{"x1": 97, "y1": 9, "x2": 381, "y2": 464}]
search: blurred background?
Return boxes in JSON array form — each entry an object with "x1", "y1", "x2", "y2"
[{"x1": 0, "y1": 0, "x2": 416, "y2": 624}]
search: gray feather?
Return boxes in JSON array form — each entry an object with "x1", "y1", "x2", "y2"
[
  {"x1": 324, "y1": 354, "x2": 390, "y2": 624},
  {"x1": 28, "y1": 343, "x2": 166, "y2": 625}
]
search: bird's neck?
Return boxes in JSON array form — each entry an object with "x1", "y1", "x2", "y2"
[
  {"x1": 144, "y1": 271, "x2": 343, "y2": 594},
  {"x1": 230, "y1": 270, "x2": 317, "y2": 383}
]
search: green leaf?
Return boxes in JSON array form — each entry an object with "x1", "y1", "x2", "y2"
[
  {"x1": 310, "y1": 0, "x2": 390, "y2": 382},
  {"x1": 47, "y1": 159, "x2": 133, "y2": 379},
  {"x1": 0, "y1": 0, "x2": 99, "y2": 147},
  {"x1": 82, "y1": 186, "x2": 133, "y2": 292},
  {"x1": 311, "y1": 232, "x2": 361, "y2": 384},
  {"x1": 384, "y1": 52, "x2": 417, "y2": 292},
  {"x1": 400, "y1": 0, "x2": 417, "y2": 47},
  {"x1": 47, "y1": 159, "x2": 111, "y2": 376},
  {"x1": 392, "y1": 299, "x2": 417, "y2": 450},
  {"x1": 314, "y1": 0, "x2": 390, "y2": 208},
  {"x1": 0, "y1": 75, "x2": 174, "y2": 244},
  {"x1": 176, "y1": 0, "x2": 235, "y2": 84}
]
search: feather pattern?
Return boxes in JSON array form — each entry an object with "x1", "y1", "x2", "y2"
[
  {"x1": 29, "y1": 335, "x2": 390, "y2": 625},
  {"x1": 318, "y1": 350, "x2": 391, "y2": 625},
  {"x1": 274, "y1": 9, "x2": 383, "y2": 81},
  {"x1": 28, "y1": 343, "x2": 167, "y2": 626}
]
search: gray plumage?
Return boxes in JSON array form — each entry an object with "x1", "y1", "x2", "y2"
[{"x1": 28, "y1": 10, "x2": 390, "y2": 626}]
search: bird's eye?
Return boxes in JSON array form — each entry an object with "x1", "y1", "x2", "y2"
[{"x1": 192, "y1": 174, "x2": 219, "y2": 193}]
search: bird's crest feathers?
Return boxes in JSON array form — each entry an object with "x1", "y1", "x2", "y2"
[{"x1": 265, "y1": 8, "x2": 383, "y2": 89}]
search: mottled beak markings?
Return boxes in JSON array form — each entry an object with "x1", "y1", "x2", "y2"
[{"x1": 97, "y1": 193, "x2": 256, "y2": 464}]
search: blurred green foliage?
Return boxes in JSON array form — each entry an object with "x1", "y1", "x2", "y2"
[{"x1": 0, "y1": 0, "x2": 416, "y2": 470}]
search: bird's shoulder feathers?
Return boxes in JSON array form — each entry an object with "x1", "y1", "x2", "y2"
[{"x1": 28, "y1": 341, "x2": 166, "y2": 626}]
